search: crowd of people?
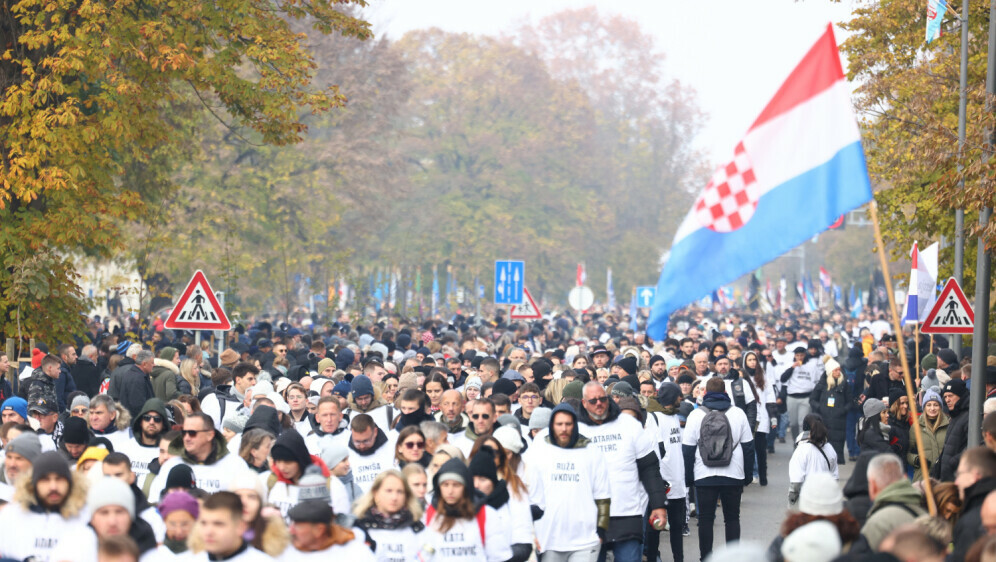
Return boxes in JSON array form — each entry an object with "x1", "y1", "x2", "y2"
[{"x1": 0, "y1": 307, "x2": 991, "y2": 562}]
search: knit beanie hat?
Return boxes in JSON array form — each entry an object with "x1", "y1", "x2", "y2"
[
  {"x1": 780, "y1": 520, "x2": 842, "y2": 562},
  {"x1": 32, "y1": 451, "x2": 72, "y2": 487},
  {"x1": 610, "y1": 381, "x2": 634, "y2": 398},
  {"x1": 493, "y1": 425, "x2": 524, "y2": 454},
  {"x1": 943, "y1": 378, "x2": 968, "y2": 399},
  {"x1": 464, "y1": 376, "x2": 483, "y2": 391},
  {"x1": 657, "y1": 382, "x2": 682, "y2": 407},
  {"x1": 158, "y1": 347, "x2": 178, "y2": 362},
  {"x1": 88, "y1": 477, "x2": 135, "y2": 519},
  {"x1": 76, "y1": 446, "x2": 109, "y2": 470},
  {"x1": 351, "y1": 375, "x2": 374, "y2": 398},
  {"x1": 497, "y1": 414, "x2": 520, "y2": 432},
  {"x1": 888, "y1": 387, "x2": 906, "y2": 407},
  {"x1": 921, "y1": 354, "x2": 937, "y2": 371},
  {"x1": 31, "y1": 348, "x2": 45, "y2": 369},
  {"x1": 798, "y1": 472, "x2": 843, "y2": 516},
  {"x1": 824, "y1": 357, "x2": 841, "y2": 375},
  {"x1": 921, "y1": 389, "x2": 943, "y2": 409},
  {"x1": 493, "y1": 379, "x2": 517, "y2": 397},
  {"x1": 649, "y1": 355, "x2": 666, "y2": 368},
  {"x1": 1, "y1": 397, "x2": 28, "y2": 421},
  {"x1": 332, "y1": 381, "x2": 351, "y2": 397},
  {"x1": 397, "y1": 372, "x2": 418, "y2": 393},
  {"x1": 862, "y1": 398, "x2": 886, "y2": 419},
  {"x1": 222, "y1": 410, "x2": 249, "y2": 434},
  {"x1": 469, "y1": 446, "x2": 499, "y2": 486},
  {"x1": 165, "y1": 464, "x2": 195, "y2": 491},
  {"x1": 320, "y1": 441, "x2": 349, "y2": 469},
  {"x1": 70, "y1": 395, "x2": 90, "y2": 411},
  {"x1": 317, "y1": 358, "x2": 336, "y2": 374},
  {"x1": 6, "y1": 431, "x2": 42, "y2": 463},
  {"x1": 62, "y1": 416, "x2": 90, "y2": 445},
  {"x1": 528, "y1": 407, "x2": 552, "y2": 431},
  {"x1": 228, "y1": 470, "x2": 266, "y2": 501},
  {"x1": 938, "y1": 348, "x2": 959, "y2": 368},
  {"x1": 158, "y1": 490, "x2": 199, "y2": 520},
  {"x1": 563, "y1": 380, "x2": 584, "y2": 400},
  {"x1": 288, "y1": 466, "x2": 333, "y2": 523}
]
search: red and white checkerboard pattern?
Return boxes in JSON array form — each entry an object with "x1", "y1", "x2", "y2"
[{"x1": 694, "y1": 142, "x2": 760, "y2": 232}]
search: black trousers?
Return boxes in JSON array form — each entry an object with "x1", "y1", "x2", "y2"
[
  {"x1": 755, "y1": 432, "x2": 768, "y2": 484},
  {"x1": 694, "y1": 485, "x2": 742, "y2": 560}
]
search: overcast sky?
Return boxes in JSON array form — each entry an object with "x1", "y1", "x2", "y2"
[{"x1": 364, "y1": 0, "x2": 858, "y2": 167}]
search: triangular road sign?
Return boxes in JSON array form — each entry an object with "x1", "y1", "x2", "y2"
[
  {"x1": 921, "y1": 278, "x2": 974, "y2": 334},
  {"x1": 510, "y1": 287, "x2": 542, "y2": 319},
  {"x1": 164, "y1": 270, "x2": 231, "y2": 331}
]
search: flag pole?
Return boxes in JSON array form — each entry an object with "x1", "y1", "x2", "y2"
[
  {"x1": 915, "y1": 322, "x2": 921, "y2": 387},
  {"x1": 869, "y1": 201, "x2": 937, "y2": 516}
]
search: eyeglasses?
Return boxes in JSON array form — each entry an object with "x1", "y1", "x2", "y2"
[
  {"x1": 141, "y1": 414, "x2": 163, "y2": 423},
  {"x1": 471, "y1": 414, "x2": 491, "y2": 420},
  {"x1": 182, "y1": 429, "x2": 211, "y2": 438},
  {"x1": 404, "y1": 440, "x2": 425, "y2": 450},
  {"x1": 520, "y1": 395, "x2": 540, "y2": 402},
  {"x1": 586, "y1": 396, "x2": 609, "y2": 405}
]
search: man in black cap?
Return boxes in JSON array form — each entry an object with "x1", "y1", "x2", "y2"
[
  {"x1": 58, "y1": 415, "x2": 92, "y2": 463},
  {"x1": 282, "y1": 466, "x2": 373, "y2": 558},
  {"x1": 29, "y1": 396, "x2": 60, "y2": 443},
  {"x1": 0, "y1": 451, "x2": 88, "y2": 561},
  {"x1": 938, "y1": 379, "x2": 971, "y2": 480}
]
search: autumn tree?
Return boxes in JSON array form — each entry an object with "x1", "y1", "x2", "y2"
[{"x1": 0, "y1": 0, "x2": 371, "y2": 340}]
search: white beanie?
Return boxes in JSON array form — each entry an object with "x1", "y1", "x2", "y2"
[
  {"x1": 228, "y1": 470, "x2": 267, "y2": 503},
  {"x1": 798, "y1": 472, "x2": 843, "y2": 516},
  {"x1": 88, "y1": 477, "x2": 135, "y2": 519},
  {"x1": 493, "y1": 426, "x2": 524, "y2": 454},
  {"x1": 781, "y1": 520, "x2": 842, "y2": 562}
]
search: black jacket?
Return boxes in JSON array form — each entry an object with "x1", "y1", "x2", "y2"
[
  {"x1": 939, "y1": 396, "x2": 970, "y2": 481},
  {"x1": 71, "y1": 357, "x2": 102, "y2": 398},
  {"x1": 809, "y1": 374, "x2": 853, "y2": 432},
  {"x1": 115, "y1": 364, "x2": 155, "y2": 419},
  {"x1": 952, "y1": 477, "x2": 996, "y2": 561}
]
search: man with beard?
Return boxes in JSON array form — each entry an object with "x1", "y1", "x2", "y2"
[
  {"x1": 0, "y1": 451, "x2": 88, "y2": 561},
  {"x1": 648, "y1": 355, "x2": 669, "y2": 389},
  {"x1": 116, "y1": 398, "x2": 170, "y2": 483},
  {"x1": 434, "y1": 389, "x2": 470, "y2": 435},
  {"x1": 578, "y1": 382, "x2": 669, "y2": 562},
  {"x1": 527, "y1": 403, "x2": 610, "y2": 562},
  {"x1": 346, "y1": 414, "x2": 396, "y2": 494}
]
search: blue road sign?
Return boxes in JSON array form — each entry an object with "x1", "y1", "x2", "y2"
[
  {"x1": 494, "y1": 260, "x2": 525, "y2": 304},
  {"x1": 636, "y1": 286, "x2": 657, "y2": 308}
]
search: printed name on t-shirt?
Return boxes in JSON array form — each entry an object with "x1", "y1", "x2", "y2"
[
  {"x1": 356, "y1": 462, "x2": 383, "y2": 482},
  {"x1": 441, "y1": 532, "x2": 477, "y2": 556},
  {"x1": 589, "y1": 432, "x2": 622, "y2": 452},
  {"x1": 551, "y1": 462, "x2": 581, "y2": 482},
  {"x1": 669, "y1": 426, "x2": 680, "y2": 445}
]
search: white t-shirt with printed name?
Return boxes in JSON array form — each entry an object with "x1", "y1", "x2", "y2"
[{"x1": 578, "y1": 413, "x2": 656, "y2": 517}]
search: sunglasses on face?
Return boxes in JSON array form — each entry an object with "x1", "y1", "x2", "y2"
[
  {"x1": 586, "y1": 396, "x2": 609, "y2": 405},
  {"x1": 471, "y1": 414, "x2": 491, "y2": 420},
  {"x1": 404, "y1": 440, "x2": 425, "y2": 450},
  {"x1": 182, "y1": 429, "x2": 211, "y2": 438},
  {"x1": 141, "y1": 414, "x2": 163, "y2": 423}
]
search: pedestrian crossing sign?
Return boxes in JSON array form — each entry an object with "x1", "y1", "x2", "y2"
[
  {"x1": 921, "y1": 278, "x2": 974, "y2": 334},
  {"x1": 510, "y1": 287, "x2": 541, "y2": 319},
  {"x1": 164, "y1": 270, "x2": 231, "y2": 331}
]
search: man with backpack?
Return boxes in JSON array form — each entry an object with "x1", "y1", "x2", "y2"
[{"x1": 681, "y1": 376, "x2": 755, "y2": 559}]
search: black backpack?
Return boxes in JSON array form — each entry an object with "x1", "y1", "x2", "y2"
[{"x1": 698, "y1": 405, "x2": 735, "y2": 467}]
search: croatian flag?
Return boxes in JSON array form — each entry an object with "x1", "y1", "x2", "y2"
[
  {"x1": 649, "y1": 24, "x2": 872, "y2": 338},
  {"x1": 819, "y1": 267, "x2": 832, "y2": 290},
  {"x1": 901, "y1": 241, "x2": 939, "y2": 325}
]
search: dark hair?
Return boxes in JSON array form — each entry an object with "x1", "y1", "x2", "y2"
[
  {"x1": 424, "y1": 373, "x2": 450, "y2": 391},
  {"x1": 400, "y1": 389, "x2": 427, "y2": 410},
  {"x1": 705, "y1": 377, "x2": 725, "y2": 393},
  {"x1": 491, "y1": 394, "x2": 510, "y2": 408},
  {"x1": 176, "y1": 394, "x2": 201, "y2": 413},
  {"x1": 202, "y1": 491, "x2": 244, "y2": 522},
  {"x1": 804, "y1": 413, "x2": 829, "y2": 448},
  {"x1": 351, "y1": 413, "x2": 376, "y2": 433},
  {"x1": 395, "y1": 426, "x2": 426, "y2": 464},
  {"x1": 98, "y1": 535, "x2": 139, "y2": 560},
  {"x1": 103, "y1": 452, "x2": 131, "y2": 469},
  {"x1": 232, "y1": 362, "x2": 259, "y2": 382},
  {"x1": 41, "y1": 354, "x2": 61, "y2": 370},
  {"x1": 963, "y1": 446, "x2": 996, "y2": 479},
  {"x1": 519, "y1": 382, "x2": 540, "y2": 396},
  {"x1": 188, "y1": 412, "x2": 215, "y2": 433},
  {"x1": 779, "y1": 510, "x2": 860, "y2": 543},
  {"x1": 57, "y1": 343, "x2": 76, "y2": 357}
]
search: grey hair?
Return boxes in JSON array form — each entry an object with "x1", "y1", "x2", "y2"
[
  {"x1": 135, "y1": 350, "x2": 155, "y2": 365},
  {"x1": 80, "y1": 344, "x2": 98, "y2": 359},
  {"x1": 90, "y1": 393, "x2": 116, "y2": 412},
  {"x1": 419, "y1": 421, "x2": 447, "y2": 443},
  {"x1": 125, "y1": 343, "x2": 142, "y2": 359},
  {"x1": 867, "y1": 453, "x2": 906, "y2": 489},
  {"x1": 582, "y1": 381, "x2": 604, "y2": 398}
]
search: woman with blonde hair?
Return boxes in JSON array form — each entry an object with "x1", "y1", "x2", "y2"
[
  {"x1": 354, "y1": 469, "x2": 425, "y2": 561},
  {"x1": 544, "y1": 378, "x2": 568, "y2": 405},
  {"x1": 177, "y1": 358, "x2": 200, "y2": 396}
]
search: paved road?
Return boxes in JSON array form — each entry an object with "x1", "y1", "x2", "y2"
[{"x1": 654, "y1": 437, "x2": 856, "y2": 562}]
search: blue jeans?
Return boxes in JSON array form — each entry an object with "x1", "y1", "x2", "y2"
[
  {"x1": 846, "y1": 409, "x2": 861, "y2": 457},
  {"x1": 778, "y1": 412, "x2": 789, "y2": 438},
  {"x1": 597, "y1": 538, "x2": 642, "y2": 562}
]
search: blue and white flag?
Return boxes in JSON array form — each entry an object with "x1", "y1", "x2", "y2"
[
  {"x1": 648, "y1": 25, "x2": 872, "y2": 339},
  {"x1": 926, "y1": 0, "x2": 947, "y2": 44}
]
